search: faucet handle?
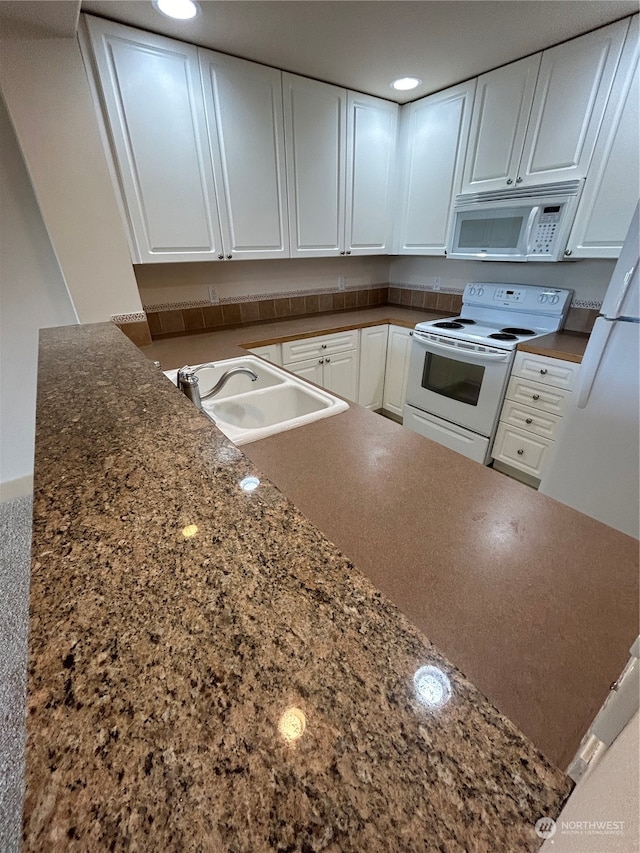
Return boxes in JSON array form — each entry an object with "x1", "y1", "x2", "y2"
[{"x1": 176, "y1": 366, "x2": 202, "y2": 410}]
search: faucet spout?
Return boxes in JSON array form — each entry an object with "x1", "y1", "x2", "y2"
[{"x1": 176, "y1": 364, "x2": 258, "y2": 411}]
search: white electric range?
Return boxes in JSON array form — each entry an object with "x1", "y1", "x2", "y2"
[{"x1": 403, "y1": 282, "x2": 573, "y2": 463}]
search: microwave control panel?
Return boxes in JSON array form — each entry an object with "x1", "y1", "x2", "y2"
[{"x1": 530, "y1": 205, "x2": 563, "y2": 255}]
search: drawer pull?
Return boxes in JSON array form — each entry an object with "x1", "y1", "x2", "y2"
[
  {"x1": 517, "y1": 449, "x2": 524, "y2": 455},
  {"x1": 532, "y1": 393, "x2": 540, "y2": 401},
  {"x1": 539, "y1": 368, "x2": 547, "y2": 375},
  {"x1": 525, "y1": 418, "x2": 533, "y2": 424},
  {"x1": 321, "y1": 344, "x2": 327, "y2": 349}
]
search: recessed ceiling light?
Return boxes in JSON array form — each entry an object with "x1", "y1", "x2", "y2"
[
  {"x1": 154, "y1": 0, "x2": 200, "y2": 20},
  {"x1": 391, "y1": 77, "x2": 422, "y2": 92}
]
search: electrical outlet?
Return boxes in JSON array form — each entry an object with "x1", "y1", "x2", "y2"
[
  {"x1": 337, "y1": 276, "x2": 346, "y2": 291},
  {"x1": 432, "y1": 277, "x2": 441, "y2": 292},
  {"x1": 208, "y1": 285, "x2": 220, "y2": 304}
]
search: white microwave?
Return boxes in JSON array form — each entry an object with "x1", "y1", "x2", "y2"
[{"x1": 447, "y1": 180, "x2": 584, "y2": 262}]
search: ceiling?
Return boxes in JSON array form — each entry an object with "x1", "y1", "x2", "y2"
[{"x1": 1, "y1": 1, "x2": 637, "y2": 102}]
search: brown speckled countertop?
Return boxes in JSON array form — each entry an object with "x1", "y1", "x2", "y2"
[
  {"x1": 140, "y1": 308, "x2": 637, "y2": 774},
  {"x1": 516, "y1": 330, "x2": 589, "y2": 363},
  {"x1": 26, "y1": 321, "x2": 576, "y2": 851}
]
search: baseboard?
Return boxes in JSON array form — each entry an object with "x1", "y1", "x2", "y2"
[{"x1": 0, "y1": 474, "x2": 34, "y2": 503}]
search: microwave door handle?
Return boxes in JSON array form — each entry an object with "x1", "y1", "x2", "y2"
[
  {"x1": 413, "y1": 333, "x2": 511, "y2": 362},
  {"x1": 524, "y1": 206, "x2": 540, "y2": 254}
]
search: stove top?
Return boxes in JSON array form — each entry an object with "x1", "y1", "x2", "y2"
[{"x1": 415, "y1": 282, "x2": 572, "y2": 350}]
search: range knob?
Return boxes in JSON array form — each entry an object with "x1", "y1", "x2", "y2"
[
  {"x1": 538, "y1": 294, "x2": 548, "y2": 303},
  {"x1": 476, "y1": 286, "x2": 484, "y2": 296},
  {"x1": 469, "y1": 286, "x2": 476, "y2": 295},
  {"x1": 550, "y1": 294, "x2": 560, "y2": 305}
]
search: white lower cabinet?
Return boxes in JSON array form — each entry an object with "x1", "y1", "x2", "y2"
[
  {"x1": 492, "y1": 351, "x2": 579, "y2": 484},
  {"x1": 382, "y1": 325, "x2": 413, "y2": 417},
  {"x1": 282, "y1": 329, "x2": 359, "y2": 401},
  {"x1": 247, "y1": 343, "x2": 282, "y2": 366},
  {"x1": 358, "y1": 325, "x2": 388, "y2": 410}
]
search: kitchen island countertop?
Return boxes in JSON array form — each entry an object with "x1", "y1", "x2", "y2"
[{"x1": 23, "y1": 320, "x2": 583, "y2": 851}]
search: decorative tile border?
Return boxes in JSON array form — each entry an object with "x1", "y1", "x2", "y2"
[
  {"x1": 571, "y1": 299, "x2": 602, "y2": 309},
  {"x1": 111, "y1": 312, "x2": 147, "y2": 324}
]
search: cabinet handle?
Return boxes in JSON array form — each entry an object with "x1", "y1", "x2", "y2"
[
  {"x1": 517, "y1": 449, "x2": 524, "y2": 455},
  {"x1": 525, "y1": 418, "x2": 533, "y2": 424},
  {"x1": 506, "y1": 179, "x2": 513, "y2": 185},
  {"x1": 532, "y1": 394, "x2": 540, "y2": 400},
  {"x1": 539, "y1": 368, "x2": 547, "y2": 375},
  {"x1": 516, "y1": 176, "x2": 523, "y2": 184},
  {"x1": 325, "y1": 357, "x2": 331, "y2": 363}
]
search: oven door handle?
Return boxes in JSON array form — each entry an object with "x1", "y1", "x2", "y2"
[{"x1": 413, "y1": 331, "x2": 512, "y2": 362}]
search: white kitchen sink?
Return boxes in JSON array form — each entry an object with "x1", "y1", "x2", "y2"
[{"x1": 164, "y1": 356, "x2": 349, "y2": 444}]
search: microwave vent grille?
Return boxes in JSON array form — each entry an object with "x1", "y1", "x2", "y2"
[{"x1": 455, "y1": 179, "x2": 583, "y2": 207}]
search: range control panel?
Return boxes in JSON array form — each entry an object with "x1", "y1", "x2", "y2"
[{"x1": 463, "y1": 282, "x2": 572, "y2": 314}]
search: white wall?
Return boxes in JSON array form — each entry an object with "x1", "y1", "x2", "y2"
[
  {"x1": 541, "y1": 713, "x2": 639, "y2": 852},
  {"x1": 0, "y1": 32, "x2": 143, "y2": 323},
  {"x1": 0, "y1": 95, "x2": 77, "y2": 499},
  {"x1": 390, "y1": 255, "x2": 617, "y2": 306}
]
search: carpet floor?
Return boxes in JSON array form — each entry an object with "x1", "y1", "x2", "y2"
[{"x1": 0, "y1": 495, "x2": 32, "y2": 853}]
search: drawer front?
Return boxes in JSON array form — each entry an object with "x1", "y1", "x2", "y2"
[
  {"x1": 499, "y1": 399, "x2": 562, "y2": 440},
  {"x1": 513, "y1": 351, "x2": 579, "y2": 390},
  {"x1": 492, "y1": 422, "x2": 554, "y2": 478},
  {"x1": 282, "y1": 330, "x2": 358, "y2": 364},
  {"x1": 506, "y1": 376, "x2": 570, "y2": 416}
]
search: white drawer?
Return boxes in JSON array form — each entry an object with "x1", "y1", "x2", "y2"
[
  {"x1": 282, "y1": 330, "x2": 358, "y2": 364},
  {"x1": 499, "y1": 399, "x2": 562, "y2": 440},
  {"x1": 505, "y1": 375, "x2": 570, "y2": 417},
  {"x1": 512, "y1": 351, "x2": 579, "y2": 391},
  {"x1": 492, "y1": 421, "x2": 554, "y2": 478}
]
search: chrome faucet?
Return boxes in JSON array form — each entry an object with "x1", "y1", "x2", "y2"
[{"x1": 176, "y1": 364, "x2": 258, "y2": 410}]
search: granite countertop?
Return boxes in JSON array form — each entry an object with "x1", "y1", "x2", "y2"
[{"x1": 25, "y1": 321, "x2": 577, "y2": 851}]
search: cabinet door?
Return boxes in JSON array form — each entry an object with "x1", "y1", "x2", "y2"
[
  {"x1": 461, "y1": 55, "x2": 540, "y2": 194},
  {"x1": 323, "y1": 351, "x2": 359, "y2": 401},
  {"x1": 396, "y1": 81, "x2": 475, "y2": 255},
  {"x1": 247, "y1": 344, "x2": 282, "y2": 366},
  {"x1": 566, "y1": 16, "x2": 639, "y2": 258},
  {"x1": 199, "y1": 50, "x2": 289, "y2": 260},
  {"x1": 382, "y1": 326, "x2": 412, "y2": 416},
  {"x1": 518, "y1": 19, "x2": 628, "y2": 187},
  {"x1": 286, "y1": 357, "x2": 324, "y2": 386},
  {"x1": 283, "y1": 73, "x2": 347, "y2": 257},
  {"x1": 358, "y1": 325, "x2": 388, "y2": 409},
  {"x1": 83, "y1": 15, "x2": 224, "y2": 263},
  {"x1": 345, "y1": 93, "x2": 398, "y2": 255}
]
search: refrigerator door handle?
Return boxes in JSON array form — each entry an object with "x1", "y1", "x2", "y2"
[
  {"x1": 609, "y1": 260, "x2": 639, "y2": 319},
  {"x1": 576, "y1": 319, "x2": 615, "y2": 409}
]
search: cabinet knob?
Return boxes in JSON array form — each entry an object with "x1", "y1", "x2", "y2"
[
  {"x1": 321, "y1": 344, "x2": 327, "y2": 349},
  {"x1": 325, "y1": 357, "x2": 331, "y2": 363},
  {"x1": 319, "y1": 358, "x2": 324, "y2": 364},
  {"x1": 226, "y1": 254, "x2": 232, "y2": 259},
  {"x1": 340, "y1": 251, "x2": 345, "y2": 255},
  {"x1": 525, "y1": 418, "x2": 533, "y2": 424},
  {"x1": 539, "y1": 368, "x2": 547, "y2": 375},
  {"x1": 565, "y1": 249, "x2": 573, "y2": 256},
  {"x1": 532, "y1": 393, "x2": 540, "y2": 400},
  {"x1": 218, "y1": 254, "x2": 224, "y2": 260},
  {"x1": 506, "y1": 179, "x2": 513, "y2": 185},
  {"x1": 516, "y1": 176, "x2": 523, "y2": 183},
  {"x1": 517, "y1": 448, "x2": 524, "y2": 455},
  {"x1": 346, "y1": 250, "x2": 351, "y2": 255}
]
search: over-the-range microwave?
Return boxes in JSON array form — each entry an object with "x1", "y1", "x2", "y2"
[{"x1": 447, "y1": 180, "x2": 584, "y2": 262}]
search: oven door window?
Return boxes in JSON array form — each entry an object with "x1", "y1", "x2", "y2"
[{"x1": 421, "y1": 352, "x2": 484, "y2": 406}]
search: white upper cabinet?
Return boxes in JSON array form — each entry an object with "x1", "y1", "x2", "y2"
[
  {"x1": 396, "y1": 80, "x2": 476, "y2": 254},
  {"x1": 462, "y1": 18, "x2": 628, "y2": 193},
  {"x1": 283, "y1": 74, "x2": 398, "y2": 256},
  {"x1": 198, "y1": 50, "x2": 289, "y2": 260},
  {"x1": 565, "y1": 16, "x2": 639, "y2": 258},
  {"x1": 461, "y1": 55, "x2": 541, "y2": 194},
  {"x1": 518, "y1": 19, "x2": 628, "y2": 186},
  {"x1": 283, "y1": 74, "x2": 346, "y2": 256},
  {"x1": 345, "y1": 92, "x2": 398, "y2": 254},
  {"x1": 82, "y1": 15, "x2": 224, "y2": 263}
]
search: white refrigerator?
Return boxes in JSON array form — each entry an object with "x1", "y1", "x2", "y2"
[{"x1": 539, "y1": 204, "x2": 640, "y2": 539}]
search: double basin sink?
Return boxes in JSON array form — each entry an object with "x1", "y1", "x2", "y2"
[{"x1": 165, "y1": 355, "x2": 349, "y2": 445}]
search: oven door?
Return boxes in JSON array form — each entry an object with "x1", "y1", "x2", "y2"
[{"x1": 405, "y1": 331, "x2": 514, "y2": 436}]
